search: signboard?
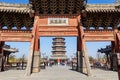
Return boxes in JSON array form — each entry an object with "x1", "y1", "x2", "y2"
[{"x1": 48, "y1": 18, "x2": 68, "y2": 26}]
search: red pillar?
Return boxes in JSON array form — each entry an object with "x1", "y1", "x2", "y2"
[
  {"x1": 111, "y1": 41, "x2": 116, "y2": 70},
  {"x1": 77, "y1": 15, "x2": 91, "y2": 76},
  {"x1": 26, "y1": 14, "x2": 40, "y2": 75},
  {"x1": 32, "y1": 29, "x2": 40, "y2": 73},
  {"x1": 117, "y1": 53, "x2": 120, "y2": 80},
  {"x1": 114, "y1": 29, "x2": 120, "y2": 80}
]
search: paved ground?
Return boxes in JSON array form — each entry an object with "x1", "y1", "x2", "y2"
[{"x1": 0, "y1": 65, "x2": 118, "y2": 80}]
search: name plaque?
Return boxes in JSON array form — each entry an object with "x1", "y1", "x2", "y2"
[{"x1": 48, "y1": 18, "x2": 68, "y2": 26}]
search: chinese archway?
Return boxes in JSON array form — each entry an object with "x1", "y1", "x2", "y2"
[{"x1": 0, "y1": 0, "x2": 120, "y2": 79}]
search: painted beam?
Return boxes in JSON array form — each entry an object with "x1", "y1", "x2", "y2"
[
  {"x1": 84, "y1": 30, "x2": 115, "y2": 41},
  {"x1": 0, "y1": 30, "x2": 116, "y2": 41},
  {"x1": 39, "y1": 31, "x2": 78, "y2": 37},
  {"x1": 0, "y1": 31, "x2": 32, "y2": 42}
]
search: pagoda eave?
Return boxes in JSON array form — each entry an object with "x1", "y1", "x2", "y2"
[
  {"x1": 52, "y1": 51, "x2": 66, "y2": 52},
  {"x1": 49, "y1": 57, "x2": 69, "y2": 60},
  {"x1": 52, "y1": 46, "x2": 66, "y2": 48}
]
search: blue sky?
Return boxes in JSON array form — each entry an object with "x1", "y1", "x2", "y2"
[
  {"x1": 0, "y1": 0, "x2": 116, "y2": 4},
  {"x1": 0, "y1": 0, "x2": 116, "y2": 59}
]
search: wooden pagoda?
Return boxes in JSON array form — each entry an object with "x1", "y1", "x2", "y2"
[
  {"x1": 50, "y1": 37, "x2": 68, "y2": 64},
  {"x1": 0, "y1": 0, "x2": 120, "y2": 79}
]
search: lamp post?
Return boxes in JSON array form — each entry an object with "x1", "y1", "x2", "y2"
[
  {"x1": 70, "y1": 55, "x2": 73, "y2": 61},
  {"x1": 42, "y1": 53, "x2": 46, "y2": 62},
  {"x1": 73, "y1": 53, "x2": 76, "y2": 58},
  {"x1": 97, "y1": 52, "x2": 100, "y2": 62},
  {"x1": 42, "y1": 53, "x2": 46, "y2": 68}
]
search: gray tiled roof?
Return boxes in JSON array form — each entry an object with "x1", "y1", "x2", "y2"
[
  {"x1": 0, "y1": 2, "x2": 34, "y2": 13},
  {"x1": 86, "y1": 4, "x2": 120, "y2": 12}
]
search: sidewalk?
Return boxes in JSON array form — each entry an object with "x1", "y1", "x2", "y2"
[{"x1": 0, "y1": 65, "x2": 118, "y2": 80}]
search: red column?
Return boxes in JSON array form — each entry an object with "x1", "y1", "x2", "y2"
[
  {"x1": 77, "y1": 15, "x2": 91, "y2": 76},
  {"x1": 117, "y1": 53, "x2": 120, "y2": 80},
  {"x1": 32, "y1": 28, "x2": 40, "y2": 73},
  {"x1": 114, "y1": 29, "x2": 120, "y2": 80},
  {"x1": 26, "y1": 14, "x2": 40, "y2": 75},
  {"x1": 111, "y1": 41, "x2": 115, "y2": 70}
]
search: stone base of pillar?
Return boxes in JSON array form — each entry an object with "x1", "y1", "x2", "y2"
[
  {"x1": 78, "y1": 67, "x2": 87, "y2": 73},
  {"x1": 0, "y1": 55, "x2": 2, "y2": 71},
  {"x1": 82, "y1": 67, "x2": 87, "y2": 74},
  {"x1": 77, "y1": 51, "x2": 90, "y2": 75},
  {"x1": 77, "y1": 67, "x2": 80, "y2": 72},
  {"x1": 77, "y1": 51, "x2": 81, "y2": 72},
  {"x1": 1, "y1": 56, "x2": 5, "y2": 72},
  {"x1": 32, "y1": 51, "x2": 40, "y2": 73},
  {"x1": 82, "y1": 58, "x2": 88, "y2": 74},
  {"x1": 78, "y1": 66, "x2": 87, "y2": 73},
  {"x1": 32, "y1": 67, "x2": 40, "y2": 73}
]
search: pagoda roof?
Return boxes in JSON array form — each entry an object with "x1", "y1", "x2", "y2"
[
  {"x1": 52, "y1": 46, "x2": 66, "y2": 48},
  {"x1": 53, "y1": 38, "x2": 65, "y2": 41},
  {"x1": 52, "y1": 50, "x2": 66, "y2": 52},
  {"x1": 50, "y1": 57, "x2": 68, "y2": 60},
  {"x1": 50, "y1": 54, "x2": 68, "y2": 60}
]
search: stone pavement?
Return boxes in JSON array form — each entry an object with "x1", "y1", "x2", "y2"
[{"x1": 0, "y1": 65, "x2": 118, "y2": 80}]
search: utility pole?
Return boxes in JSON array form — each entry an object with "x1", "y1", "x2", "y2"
[{"x1": 42, "y1": 53, "x2": 46, "y2": 62}]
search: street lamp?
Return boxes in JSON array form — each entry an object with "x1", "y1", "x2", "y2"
[
  {"x1": 42, "y1": 53, "x2": 46, "y2": 61},
  {"x1": 70, "y1": 55, "x2": 73, "y2": 61}
]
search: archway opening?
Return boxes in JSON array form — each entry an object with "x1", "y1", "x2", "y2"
[
  {"x1": 40, "y1": 37, "x2": 77, "y2": 67},
  {"x1": 3, "y1": 42, "x2": 30, "y2": 70}
]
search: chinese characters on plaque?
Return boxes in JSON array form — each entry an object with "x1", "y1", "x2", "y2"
[{"x1": 48, "y1": 18, "x2": 68, "y2": 26}]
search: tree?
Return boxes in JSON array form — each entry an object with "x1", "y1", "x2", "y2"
[
  {"x1": 9, "y1": 54, "x2": 16, "y2": 62},
  {"x1": 89, "y1": 56, "x2": 94, "y2": 63}
]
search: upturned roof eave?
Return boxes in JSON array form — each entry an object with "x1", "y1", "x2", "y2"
[
  {"x1": 3, "y1": 48, "x2": 18, "y2": 53},
  {"x1": 86, "y1": 3, "x2": 120, "y2": 12},
  {"x1": 0, "y1": 2, "x2": 34, "y2": 13}
]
